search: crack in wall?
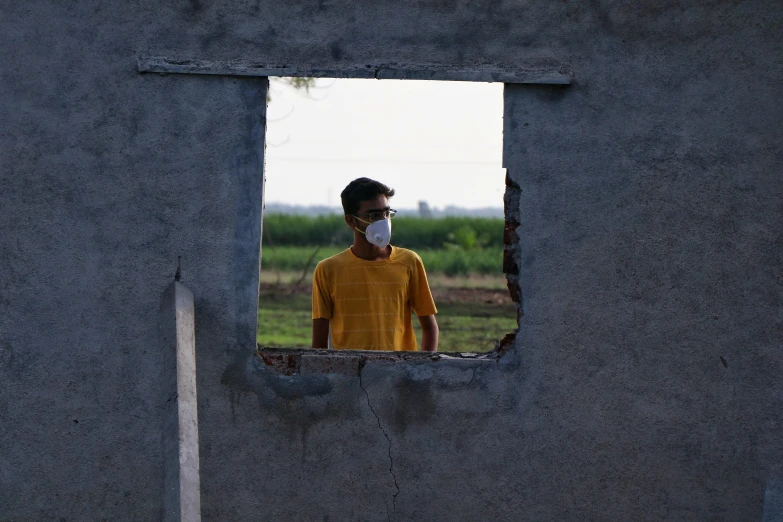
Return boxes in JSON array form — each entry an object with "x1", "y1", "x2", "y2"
[
  {"x1": 464, "y1": 363, "x2": 481, "y2": 389},
  {"x1": 358, "y1": 362, "x2": 400, "y2": 517}
]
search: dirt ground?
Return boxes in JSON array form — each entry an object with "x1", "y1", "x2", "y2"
[
  {"x1": 259, "y1": 282, "x2": 513, "y2": 306},
  {"x1": 431, "y1": 286, "x2": 512, "y2": 305}
]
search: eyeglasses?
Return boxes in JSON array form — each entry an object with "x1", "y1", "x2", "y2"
[{"x1": 354, "y1": 208, "x2": 397, "y2": 222}]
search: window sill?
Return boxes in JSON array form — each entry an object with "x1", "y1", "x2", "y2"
[{"x1": 256, "y1": 341, "x2": 515, "y2": 376}]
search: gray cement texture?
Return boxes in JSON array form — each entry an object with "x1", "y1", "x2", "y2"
[{"x1": 1, "y1": 1, "x2": 781, "y2": 520}]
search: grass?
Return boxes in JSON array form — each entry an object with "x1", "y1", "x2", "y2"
[{"x1": 257, "y1": 280, "x2": 517, "y2": 353}]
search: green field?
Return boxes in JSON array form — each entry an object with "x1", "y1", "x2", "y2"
[
  {"x1": 257, "y1": 277, "x2": 517, "y2": 353},
  {"x1": 263, "y1": 214, "x2": 504, "y2": 250},
  {"x1": 261, "y1": 245, "x2": 502, "y2": 276}
]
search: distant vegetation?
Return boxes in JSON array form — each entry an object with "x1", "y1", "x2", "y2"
[
  {"x1": 262, "y1": 246, "x2": 501, "y2": 276},
  {"x1": 261, "y1": 215, "x2": 506, "y2": 276},
  {"x1": 262, "y1": 214, "x2": 504, "y2": 250}
]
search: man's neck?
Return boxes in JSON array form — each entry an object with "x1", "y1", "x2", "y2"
[{"x1": 351, "y1": 238, "x2": 391, "y2": 261}]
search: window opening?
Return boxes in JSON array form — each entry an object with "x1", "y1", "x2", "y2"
[{"x1": 258, "y1": 78, "x2": 513, "y2": 353}]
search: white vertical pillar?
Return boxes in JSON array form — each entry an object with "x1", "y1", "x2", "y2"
[{"x1": 162, "y1": 282, "x2": 201, "y2": 522}]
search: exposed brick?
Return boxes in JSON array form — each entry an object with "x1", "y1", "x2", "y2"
[
  {"x1": 495, "y1": 332, "x2": 517, "y2": 356},
  {"x1": 259, "y1": 351, "x2": 301, "y2": 375},
  {"x1": 503, "y1": 248, "x2": 519, "y2": 275},
  {"x1": 256, "y1": 347, "x2": 488, "y2": 374},
  {"x1": 504, "y1": 219, "x2": 520, "y2": 244},
  {"x1": 506, "y1": 278, "x2": 521, "y2": 304}
]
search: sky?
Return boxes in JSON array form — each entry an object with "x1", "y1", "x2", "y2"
[{"x1": 264, "y1": 78, "x2": 505, "y2": 211}]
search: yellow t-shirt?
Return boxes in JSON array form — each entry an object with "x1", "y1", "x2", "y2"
[{"x1": 312, "y1": 246, "x2": 437, "y2": 351}]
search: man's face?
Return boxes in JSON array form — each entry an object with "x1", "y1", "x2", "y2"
[{"x1": 348, "y1": 194, "x2": 390, "y2": 233}]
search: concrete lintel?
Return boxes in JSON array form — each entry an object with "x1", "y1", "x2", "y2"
[
  {"x1": 161, "y1": 282, "x2": 201, "y2": 522},
  {"x1": 137, "y1": 56, "x2": 572, "y2": 85}
]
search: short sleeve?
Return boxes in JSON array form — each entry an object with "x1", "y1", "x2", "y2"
[
  {"x1": 312, "y1": 262, "x2": 333, "y2": 320},
  {"x1": 408, "y1": 253, "x2": 437, "y2": 317}
]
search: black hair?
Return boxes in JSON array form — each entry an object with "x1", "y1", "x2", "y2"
[{"x1": 340, "y1": 177, "x2": 395, "y2": 215}]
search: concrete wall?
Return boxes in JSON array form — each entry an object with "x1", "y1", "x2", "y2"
[{"x1": 2, "y1": 1, "x2": 781, "y2": 520}]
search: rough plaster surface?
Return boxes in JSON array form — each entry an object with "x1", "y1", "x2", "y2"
[{"x1": 1, "y1": 1, "x2": 781, "y2": 520}]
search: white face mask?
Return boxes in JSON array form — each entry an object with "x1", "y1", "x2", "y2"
[{"x1": 357, "y1": 217, "x2": 392, "y2": 249}]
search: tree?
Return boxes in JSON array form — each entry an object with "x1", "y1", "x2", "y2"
[{"x1": 267, "y1": 77, "x2": 316, "y2": 101}]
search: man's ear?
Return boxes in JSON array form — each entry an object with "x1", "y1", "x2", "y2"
[{"x1": 344, "y1": 214, "x2": 355, "y2": 230}]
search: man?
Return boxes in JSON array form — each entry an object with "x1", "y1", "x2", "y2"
[{"x1": 312, "y1": 177, "x2": 439, "y2": 351}]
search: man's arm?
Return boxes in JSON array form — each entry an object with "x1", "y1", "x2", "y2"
[
  {"x1": 409, "y1": 252, "x2": 437, "y2": 351},
  {"x1": 312, "y1": 318, "x2": 330, "y2": 349},
  {"x1": 418, "y1": 314, "x2": 439, "y2": 352}
]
